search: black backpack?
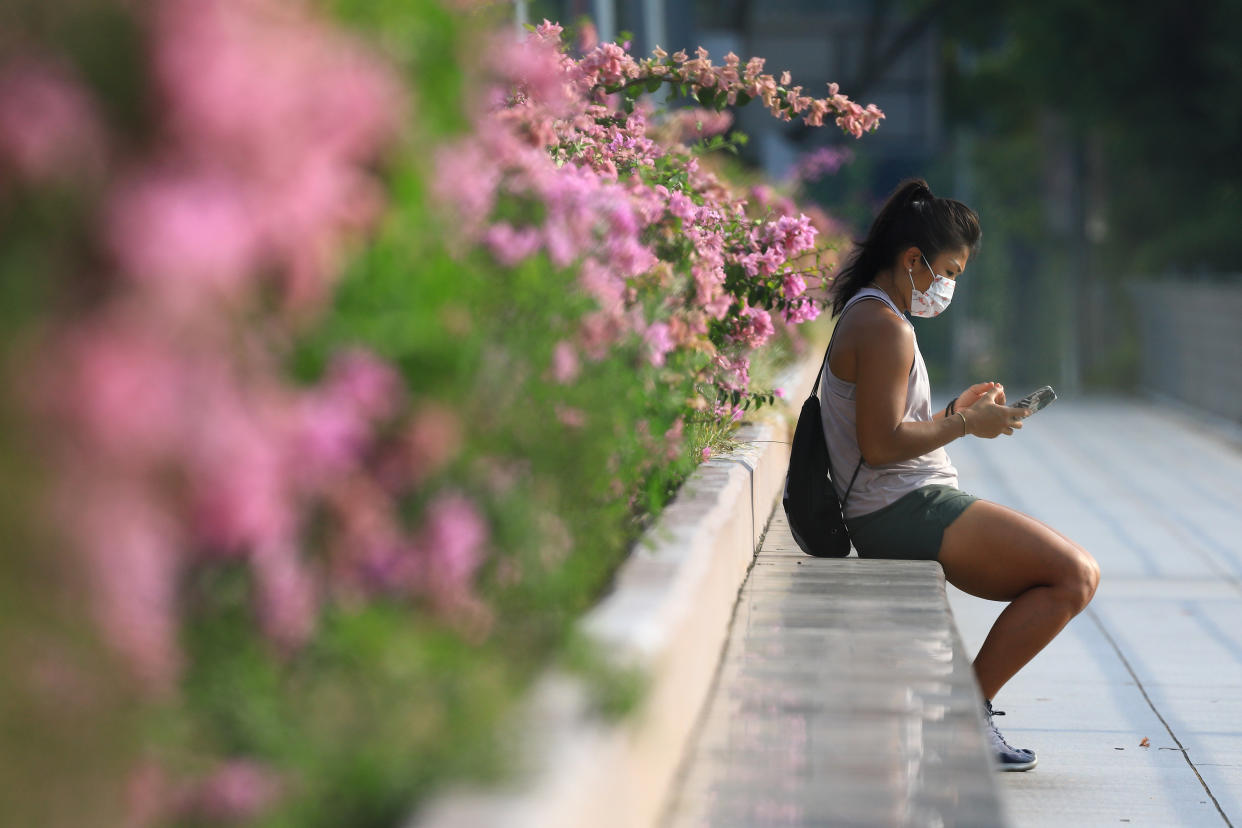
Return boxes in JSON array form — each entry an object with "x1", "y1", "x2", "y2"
[{"x1": 781, "y1": 330, "x2": 863, "y2": 557}]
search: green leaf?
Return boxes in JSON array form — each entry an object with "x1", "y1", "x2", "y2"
[{"x1": 645, "y1": 76, "x2": 662, "y2": 93}]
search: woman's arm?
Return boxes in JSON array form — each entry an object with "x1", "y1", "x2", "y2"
[{"x1": 852, "y1": 308, "x2": 1022, "y2": 465}]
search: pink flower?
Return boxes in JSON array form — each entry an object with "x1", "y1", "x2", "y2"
[
  {"x1": 51, "y1": 320, "x2": 186, "y2": 464},
  {"x1": 418, "y1": 492, "x2": 490, "y2": 606},
  {"x1": 783, "y1": 272, "x2": 807, "y2": 298},
  {"x1": 72, "y1": 483, "x2": 183, "y2": 695},
  {"x1": 148, "y1": 0, "x2": 404, "y2": 311},
  {"x1": 736, "y1": 306, "x2": 774, "y2": 348},
  {"x1": 578, "y1": 42, "x2": 632, "y2": 86},
  {"x1": 643, "y1": 321, "x2": 676, "y2": 367},
  {"x1": 323, "y1": 349, "x2": 401, "y2": 422},
  {"x1": 769, "y1": 213, "x2": 818, "y2": 259},
  {"x1": 555, "y1": 404, "x2": 587, "y2": 428},
  {"x1": 484, "y1": 222, "x2": 543, "y2": 266},
  {"x1": 663, "y1": 416, "x2": 684, "y2": 460},
  {"x1": 551, "y1": 340, "x2": 580, "y2": 383},
  {"x1": 534, "y1": 20, "x2": 565, "y2": 44},
  {"x1": 701, "y1": 446, "x2": 712, "y2": 460},
  {"x1": 782, "y1": 297, "x2": 821, "y2": 325},
  {"x1": 105, "y1": 169, "x2": 262, "y2": 311},
  {"x1": 0, "y1": 55, "x2": 104, "y2": 184},
  {"x1": 180, "y1": 760, "x2": 284, "y2": 823},
  {"x1": 774, "y1": 388, "x2": 786, "y2": 399},
  {"x1": 183, "y1": 382, "x2": 292, "y2": 552},
  {"x1": 790, "y1": 146, "x2": 853, "y2": 183},
  {"x1": 251, "y1": 539, "x2": 318, "y2": 652},
  {"x1": 433, "y1": 142, "x2": 500, "y2": 232},
  {"x1": 576, "y1": 21, "x2": 598, "y2": 52},
  {"x1": 667, "y1": 190, "x2": 696, "y2": 220}
]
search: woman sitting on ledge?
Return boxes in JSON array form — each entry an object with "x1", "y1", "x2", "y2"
[{"x1": 820, "y1": 177, "x2": 1101, "y2": 771}]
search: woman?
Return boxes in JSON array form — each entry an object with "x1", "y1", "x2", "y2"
[{"x1": 820, "y1": 178, "x2": 1100, "y2": 771}]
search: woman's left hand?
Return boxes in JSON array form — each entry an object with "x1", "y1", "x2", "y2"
[{"x1": 957, "y1": 381, "x2": 1005, "y2": 410}]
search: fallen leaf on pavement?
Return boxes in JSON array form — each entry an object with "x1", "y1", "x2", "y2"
[{"x1": 1140, "y1": 737, "x2": 1150, "y2": 748}]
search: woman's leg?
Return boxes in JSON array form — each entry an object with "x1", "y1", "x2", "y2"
[{"x1": 938, "y1": 500, "x2": 1101, "y2": 700}]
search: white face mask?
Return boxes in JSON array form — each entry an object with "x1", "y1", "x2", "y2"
[{"x1": 908, "y1": 254, "x2": 955, "y2": 318}]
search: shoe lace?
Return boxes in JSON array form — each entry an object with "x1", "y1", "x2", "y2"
[{"x1": 985, "y1": 705, "x2": 1021, "y2": 750}]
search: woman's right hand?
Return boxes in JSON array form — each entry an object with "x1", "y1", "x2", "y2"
[{"x1": 962, "y1": 385, "x2": 1029, "y2": 438}]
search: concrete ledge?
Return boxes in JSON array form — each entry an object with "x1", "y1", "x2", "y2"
[
  {"x1": 663, "y1": 512, "x2": 1010, "y2": 827},
  {"x1": 410, "y1": 413, "x2": 797, "y2": 828}
]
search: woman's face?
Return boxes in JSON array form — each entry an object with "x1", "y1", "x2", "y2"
[{"x1": 917, "y1": 246, "x2": 970, "y2": 290}]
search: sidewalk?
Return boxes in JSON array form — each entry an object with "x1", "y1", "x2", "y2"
[{"x1": 946, "y1": 396, "x2": 1242, "y2": 827}]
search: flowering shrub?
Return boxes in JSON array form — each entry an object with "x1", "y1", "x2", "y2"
[
  {"x1": 436, "y1": 20, "x2": 881, "y2": 420},
  {"x1": 0, "y1": 1, "x2": 880, "y2": 825}
]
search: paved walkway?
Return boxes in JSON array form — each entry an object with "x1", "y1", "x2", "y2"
[{"x1": 946, "y1": 396, "x2": 1242, "y2": 827}]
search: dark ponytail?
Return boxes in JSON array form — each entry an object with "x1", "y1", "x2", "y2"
[{"x1": 830, "y1": 178, "x2": 981, "y2": 316}]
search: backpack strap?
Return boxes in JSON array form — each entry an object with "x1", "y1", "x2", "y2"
[{"x1": 815, "y1": 308, "x2": 867, "y2": 510}]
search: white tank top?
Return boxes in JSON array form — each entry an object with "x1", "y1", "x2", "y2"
[{"x1": 818, "y1": 286, "x2": 959, "y2": 519}]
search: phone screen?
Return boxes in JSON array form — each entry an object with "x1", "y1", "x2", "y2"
[{"x1": 1014, "y1": 385, "x2": 1057, "y2": 413}]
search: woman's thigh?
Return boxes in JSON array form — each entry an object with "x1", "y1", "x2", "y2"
[{"x1": 938, "y1": 499, "x2": 1098, "y2": 602}]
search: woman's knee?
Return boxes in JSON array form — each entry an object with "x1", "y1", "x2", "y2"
[{"x1": 1060, "y1": 547, "x2": 1100, "y2": 613}]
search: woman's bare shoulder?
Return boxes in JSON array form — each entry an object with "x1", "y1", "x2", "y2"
[{"x1": 835, "y1": 297, "x2": 910, "y2": 343}]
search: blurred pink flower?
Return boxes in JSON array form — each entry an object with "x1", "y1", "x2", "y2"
[
  {"x1": 701, "y1": 446, "x2": 712, "y2": 460},
  {"x1": 551, "y1": 340, "x2": 580, "y2": 383},
  {"x1": 789, "y1": 146, "x2": 853, "y2": 184},
  {"x1": 418, "y1": 492, "x2": 490, "y2": 607},
  {"x1": 146, "y1": 0, "x2": 404, "y2": 312},
  {"x1": 555, "y1": 404, "x2": 587, "y2": 428},
  {"x1": 643, "y1": 321, "x2": 675, "y2": 367},
  {"x1": 105, "y1": 169, "x2": 262, "y2": 309},
  {"x1": 484, "y1": 222, "x2": 543, "y2": 266},
  {"x1": 324, "y1": 349, "x2": 402, "y2": 421},
  {"x1": 251, "y1": 539, "x2": 318, "y2": 651},
  {"x1": 0, "y1": 55, "x2": 104, "y2": 184},
  {"x1": 73, "y1": 483, "x2": 183, "y2": 695},
  {"x1": 433, "y1": 142, "x2": 500, "y2": 233},
  {"x1": 185, "y1": 384, "x2": 292, "y2": 552},
  {"x1": 663, "y1": 416, "x2": 684, "y2": 461},
  {"x1": 667, "y1": 190, "x2": 696, "y2": 220},
  {"x1": 576, "y1": 21, "x2": 598, "y2": 52},
  {"x1": 179, "y1": 760, "x2": 284, "y2": 823},
  {"x1": 51, "y1": 320, "x2": 186, "y2": 463}
]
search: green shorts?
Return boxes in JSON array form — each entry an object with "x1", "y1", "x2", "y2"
[{"x1": 845, "y1": 484, "x2": 978, "y2": 562}]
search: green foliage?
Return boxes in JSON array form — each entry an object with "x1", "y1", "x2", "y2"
[{"x1": 942, "y1": 0, "x2": 1242, "y2": 275}]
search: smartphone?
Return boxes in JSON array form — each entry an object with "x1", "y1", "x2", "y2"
[{"x1": 1012, "y1": 385, "x2": 1057, "y2": 414}]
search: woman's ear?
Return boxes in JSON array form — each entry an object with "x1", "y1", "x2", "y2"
[{"x1": 901, "y1": 246, "x2": 922, "y2": 273}]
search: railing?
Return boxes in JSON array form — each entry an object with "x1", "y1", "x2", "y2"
[{"x1": 1128, "y1": 279, "x2": 1242, "y2": 423}]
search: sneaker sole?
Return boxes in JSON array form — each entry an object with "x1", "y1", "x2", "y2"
[{"x1": 997, "y1": 755, "x2": 1038, "y2": 772}]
